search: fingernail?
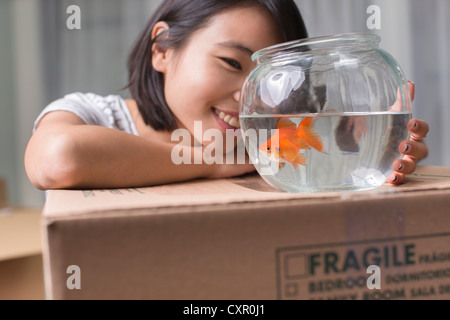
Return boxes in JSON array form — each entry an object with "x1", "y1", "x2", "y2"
[
  {"x1": 403, "y1": 144, "x2": 410, "y2": 153},
  {"x1": 392, "y1": 175, "x2": 398, "y2": 182},
  {"x1": 397, "y1": 163, "x2": 403, "y2": 171},
  {"x1": 412, "y1": 120, "x2": 418, "y2": 129}
]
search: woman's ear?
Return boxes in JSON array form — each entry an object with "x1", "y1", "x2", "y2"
[{"x1": 151, "y1": 21, "x2": 171, "y2": 73}]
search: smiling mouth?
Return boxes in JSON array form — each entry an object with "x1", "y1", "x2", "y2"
[{"x1": 213, "y1": 108, "x2": 240, "y2": 128}]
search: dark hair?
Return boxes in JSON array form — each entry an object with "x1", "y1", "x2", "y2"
[{"x1": 126, "y1": 0, "x2": 308, "y2": 131}]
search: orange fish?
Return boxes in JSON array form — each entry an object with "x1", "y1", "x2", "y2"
[{"x1": 259, "y1": 117, "x2": 324, "y2": 169}]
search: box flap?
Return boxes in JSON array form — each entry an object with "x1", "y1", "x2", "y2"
[
  {"x1": 0, "y1": 207, "x2": 43, "y2": 261},
  {"x1": 43, "y1": 166, "x2": 450, "y2": 219}
]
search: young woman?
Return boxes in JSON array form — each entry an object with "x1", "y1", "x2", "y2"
[{"x1": 24, "y1": 0, "x2": 429, "y2": 190}]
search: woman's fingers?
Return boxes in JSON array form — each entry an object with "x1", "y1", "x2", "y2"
[
  {"x1": 388, "y1": 172, "x2": 406, "y2": 185},
  {"x1": 407, "y1": 81, "x2": 415, "y2": 102},
  {"x1": 388, "y1": 81, "x2": 428, "y2": 186},
  {"x1": 389, "y1": 117, "x2": 429, "y2": 185},
  {"x1": 408, "y1": 118, "x2": 429, "y2": 141},
  {"x1": 389, "y1": 156, "x2": 417, "y2": 185},
  {"x1": 389, "y1": 81, "x2": 414, "y2": 111},
  {"x1": 392, "y1": 157, "x2": 416, "y2": 175},
  {"x1": 400, "y1": 118, "x2": 429, "y2": 163},
  {"x1": 398, "y1": 139, "x2": 429, "y2": 160}
]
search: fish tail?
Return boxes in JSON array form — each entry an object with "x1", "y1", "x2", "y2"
[
  {"x1": 294, "y1": 153, "x2": 307, "y2": 166},
  {"x1": 289, "y1": 153, "x2": 307, "y2": 169},
  {"x1": 298, "y1": 117, "x2": 324, "y2": 152}
]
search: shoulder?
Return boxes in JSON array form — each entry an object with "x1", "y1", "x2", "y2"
[
  {"x1": 35, "y1": 92, "x2": 138, "y2": 135},
  {"x1": 60, "y1": 92, "x2": 123, "y2": 115}
]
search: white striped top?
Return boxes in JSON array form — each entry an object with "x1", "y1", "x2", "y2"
[{"x1": 33, "y1": 92, "x2": 139, "y2": 135}]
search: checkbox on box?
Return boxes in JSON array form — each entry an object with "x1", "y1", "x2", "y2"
[{"x1": 285, "y1": 253, "x2": 307, "y2": 279}]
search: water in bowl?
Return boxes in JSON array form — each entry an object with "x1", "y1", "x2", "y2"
[{"x1": 240, "y1": 111, "x2": 411, "y2": 193}]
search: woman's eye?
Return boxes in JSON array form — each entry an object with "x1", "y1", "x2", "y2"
[{"x1": 221, "y1": 58, "x2": 242, "y2": 70}]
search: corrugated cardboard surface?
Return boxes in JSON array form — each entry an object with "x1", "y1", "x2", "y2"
[
  {"x1": 0, "y1": 207, "x2": 43, "y2": 261},
  {"x1": 0, "y1": 255, "x2": 45, "y2": 300},
  {"x1": 0, "y1": 207, "x2": 45, "y2": 300},
  {"x1": 42, "y1": 166, "x2": 450, "y2": 300},
  {"x1": 42, "y1": 166, "x2": 450, "y2": 218}
]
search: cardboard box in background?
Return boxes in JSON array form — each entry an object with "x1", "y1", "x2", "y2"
[
  {"x1": 42, "y1": 166, "x2": 450, "y2": 300},
  {"x1": 0, "y1": 254, "x2": 44, "y2": 300},
  {"x1": 0, "y1": 191, "x2": 45, "y2": 301},
  {"x1": 0, "y1": 176, "x2": 45, "y2": 300}
]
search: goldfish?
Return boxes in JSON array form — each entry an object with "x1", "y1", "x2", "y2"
[{"x1": 259, "y1": 117, "x2": 324, "y2": 169}]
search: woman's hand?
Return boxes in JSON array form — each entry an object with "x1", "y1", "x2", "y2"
[
  {"x1": 389, "y1": 82, "x2": 430, "y2": 184},
  {"x1": 203, "y1": 145, "x2": 256, "y2": 179}
]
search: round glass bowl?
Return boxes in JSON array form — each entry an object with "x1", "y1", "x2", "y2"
[{"x1": 239, "y1": 33, "x2": 412, "y2": 193}]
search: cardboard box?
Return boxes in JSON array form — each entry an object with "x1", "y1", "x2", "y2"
[
  {"x1": 42, "y1": 166, "x2": 450, "y2": 300},
  {"x1": 0, "y1": 207, "x2": 45, "y2": 300},
  {"x1": 0, "y1": 255, "x2": 44, "y2": 300}
]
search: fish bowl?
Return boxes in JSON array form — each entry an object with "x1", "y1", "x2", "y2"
[{"x1": 239, "y1": 33, "x2": 412, "y2": 193}]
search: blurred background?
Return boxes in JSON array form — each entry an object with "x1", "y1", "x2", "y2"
[{"x1": 1, "y1": 0, "x2": 449, "y2": 209}]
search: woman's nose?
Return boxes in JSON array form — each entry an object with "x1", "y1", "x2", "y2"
[{"x1": 233, "y1": 90, "x2": 240, "y2": 103}]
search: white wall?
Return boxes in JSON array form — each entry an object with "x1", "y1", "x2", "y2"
[{"x1": 0, "y1": 0, "x2": 18, "y2": 205}]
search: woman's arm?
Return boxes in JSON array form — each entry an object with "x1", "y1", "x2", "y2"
[{"x1": 25, "y1": 111, "x2": 254, "y2": 190}]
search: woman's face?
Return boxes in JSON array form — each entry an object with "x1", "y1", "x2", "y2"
[{"x1": 159, "y1": 6, "x2": 282, "y2": 144}]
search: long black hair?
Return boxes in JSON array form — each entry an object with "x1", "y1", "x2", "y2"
[{"x1": 126, "y1": 0, "x2": 308, "y2": 131}]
